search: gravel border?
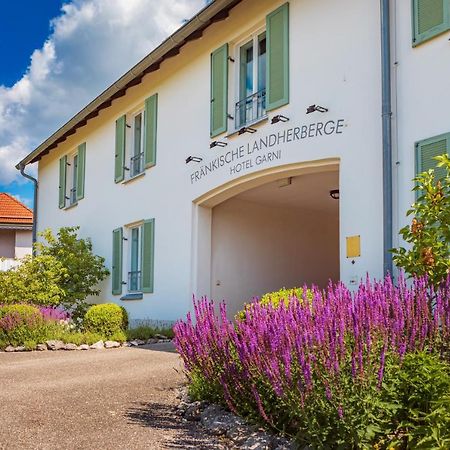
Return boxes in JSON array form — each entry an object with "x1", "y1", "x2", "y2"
[
  {"x1": 176, "y1": 386, "x2": 303, "y2": 450},
  {"x1": 0, "y1": 337, "x2": 172, "y2": 353}
]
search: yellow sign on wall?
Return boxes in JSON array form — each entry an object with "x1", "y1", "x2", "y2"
[{"x1": 346, "y1": 235, "x2": 361, "y2": 258}]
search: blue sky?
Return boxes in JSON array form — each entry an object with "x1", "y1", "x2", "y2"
[
  {"x1": 0, "y1": 1, "x2": 65, "y2": 205},
  {"x1": 0, "y1": 0, "x2": 204, "y2": 209}
]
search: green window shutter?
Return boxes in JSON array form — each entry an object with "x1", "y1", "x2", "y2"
[
  {"x1": 412, "y1": 0, "x2": 449, "y2": 46},
  {"x1": 112, "y1": 227, "x2": 123, "y2": 295},
  {"x1": 76, "y1": 142, "x2": 86, "y2": 201},
  {"x1": 266, "y1": 2, "x2": 289, "y2": 111},
  {"x1": 416, "y1": 132, "x2": 449, "y2": 181},
  {"x1": 144, "y1": 94, "x2": 158, "y2": 169},
  {"x1": 58, "y1": 155, "x2": 67, "y2": 209},
  {"x1": 210, "y1": 44, "x2": 228, "y2": 138},
  {"x1": 141, "y1": 219, "x2": 155, "y2": 294},
  {"x1": 115, "y1": 115, "x2": 126, "y2": 183}
]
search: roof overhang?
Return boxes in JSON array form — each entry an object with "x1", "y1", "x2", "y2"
[
  {"x1": 0, "y1": 223, "x2": 33, "y2": 231},
  {"x1": 17, "y1": 0, "x2": 242, "y2": 168}
]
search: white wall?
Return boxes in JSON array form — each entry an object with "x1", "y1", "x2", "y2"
[
  {"x1": 36, "y1": 0, "x2": 385, "y2": 321},
  {"x1": 0, "y1": 230, "x2": 15, "y2": 259},
  {"x1": 211, "y1": 198, "x2": 339, "y2": 317},
  {"x1": 14, "y1": 231, "x2": 32, "y2": 259},
  {"x1": 393, "y1": 1, "x2": 450, "y2": 247}
]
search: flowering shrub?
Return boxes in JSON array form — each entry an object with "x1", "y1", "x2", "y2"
[{"x1": 174, "y1": 275, "x2": 450, "y2": 448}]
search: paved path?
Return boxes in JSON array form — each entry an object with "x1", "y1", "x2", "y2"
[{"x1": 0, "y1": 345, "x2": 219, "y2": 450}]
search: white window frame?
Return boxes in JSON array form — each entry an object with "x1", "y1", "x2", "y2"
[
  {"x1": 126, "y1": 222, "x2": 143, "y2": 293},
  {"x1": 66, "y1": 150, "x2": 78, "y2": 206},
  {"x1": 125, "y1": 107, "x2": 145, "y2": 179},
  {"x1": 232, "y1": 26, "x2": 267, "y2": 130}
]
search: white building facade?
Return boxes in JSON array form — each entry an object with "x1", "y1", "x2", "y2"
[{"x1": 18, "y1": 0, "x2": 450, "y2": 321}]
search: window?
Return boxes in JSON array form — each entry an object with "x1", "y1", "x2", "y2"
[
  {"x1": 127, "y1": 111, "x2": 145, "y2": 178},
  {"x1": 416, "y1": 132, "x2": 449, "y2": 180},
  {"x1": 236, "y1": 31, "x2": 267, "y2": 129},
  {"x1": 412, "y1": 0, "x2": 450, "y2": 46},
  {"x1": 128, "y1": 224, "x2": 142, "y2": 292},
  {"x1": 112, "y1": 219, "x2": 155, "y2": 297},
  {"x1": 68, "y1": 153, "x2": 78, "y2": 205},
  {"x1": 58, "y1": 142, "x2": 86, "y2": 209}
]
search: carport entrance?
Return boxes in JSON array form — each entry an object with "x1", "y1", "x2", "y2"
[{"x1": 192, "y1": 160, "x2": 340, "y2": 318}]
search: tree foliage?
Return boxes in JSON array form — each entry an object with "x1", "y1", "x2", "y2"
[
  {"x1": 35, "y1": 227, "x2": 109, "y2": 321},
  {"x1": 0, "y1": 254, "x2": 66, "y2": 306},
  {"x1": 393, "y1": 154, "x2": 450, "y2": 288}
]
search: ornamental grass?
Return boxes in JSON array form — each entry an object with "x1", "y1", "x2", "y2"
[{"x1": 174, "y1": 275, "x2": 450, "y2": 448}]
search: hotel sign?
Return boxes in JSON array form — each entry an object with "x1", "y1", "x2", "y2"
[{"x1": 190, "y1": 119, "x2": 345, "y2": 184}]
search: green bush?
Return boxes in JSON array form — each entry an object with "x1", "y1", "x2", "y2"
[
  {"x1": 236, "y1": 287, "x2": 313, "y2": 321},
  {"x1": 83, "y1": 303, "x2": 128, "y2": 338},
  {"x1": 381, "y1": 352, "x2": 450, "y2": 449},
  {"x1": 393, "y1": 153, "x2": 450, "y2": 289}
]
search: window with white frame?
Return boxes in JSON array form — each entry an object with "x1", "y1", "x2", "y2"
[
  {"x1": 125, "y1": 110, "x2": 145, "y2": 178},
  {"x1": 235, "y1": 30, "x2": 267, "y2": 129},
  {"x1": 67, "y1": 152, "x2": 78, "y2": 205},
  {"x1": 127, "y1": 224, "x2": 143, "y2": 293}
]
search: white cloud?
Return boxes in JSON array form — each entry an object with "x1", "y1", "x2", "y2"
[{"x1": 0, "y1": 0, "x2": 205, "y2": 185}]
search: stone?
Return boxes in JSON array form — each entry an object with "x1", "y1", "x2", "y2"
[
  {"x1": 146, "y1": 338, "x2": 158, "y2": 345},
  {"x1": 104, "y1": 341, "x2": 120, "y2": 349},
  {"x1": 65, "y1": 343, "x2": 78, "y2": 351},
  {"x1": 154, "y1": 333, "x2": 168, "y2": 340},
  {"x1": 36, "y1": 344, "x2": 47, "y2": 351},
  {"x1": 90, "y1": 340, "x2": 104, "y2": 349},
  {"x1": 78, "y1": 344, "x2": 90, "y2": 350},
  {"x1": 14, "y1": 346, "x2": 26, "y2": 352},
  {"x1": 129, "y1": 339, "x2": 145, "y2": 347},
  {"x1": 46, "y1": 340, "x2": 65, "y2": 351},
  {"x1": 240, "y1": 432, "x2": 274, "y2": 450},
  {"x1": 183, "y1": 401, "x2": 204, "y2": 421},
  {"x1": 4, "y1": 346, "x2": 15, "y2": 352},
  {"x1": 121, "y1": 342, "x2": 131, "y2": 347}
]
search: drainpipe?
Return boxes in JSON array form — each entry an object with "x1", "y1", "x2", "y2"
[
  {"x1": 380, "y1": 0, "x2": 393, "y2": 275},
  {"x1": 17, "y1": 164, "x2": 38, "y2": 256}
]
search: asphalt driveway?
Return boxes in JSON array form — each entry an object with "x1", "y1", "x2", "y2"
[{"x1": 0, "y1": 345, "x2": 219, "y2": 450}]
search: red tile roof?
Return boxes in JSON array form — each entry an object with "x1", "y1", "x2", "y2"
[{"x1": 0, "y1": 193, "x2": 33, "y2": 225}]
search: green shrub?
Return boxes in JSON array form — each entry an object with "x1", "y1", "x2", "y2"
[
  {"x1": 126, "y1": 325, "x2": 174, "y2": 341},
  {"x1": 393, "y1": 153, "x2": 450, "y2": 289},
  {"x1": 382, "y1": 352, "x2": 450, "y2": 449},
  {"x1": 0, "y1": 304, "x2": 48, "y2": 346},
  {"x1": 83, "y1": 303, "x2": 128, "y2": 338},
  {"x1": 236, "y1": 287, "x2": 313, "y2": 321}
]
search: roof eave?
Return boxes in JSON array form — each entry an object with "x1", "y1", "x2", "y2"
[{"x1": 17, "y1": 0, "x2": 242, "y2": 168}]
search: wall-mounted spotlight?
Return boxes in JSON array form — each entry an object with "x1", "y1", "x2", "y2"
[
  {"x1": 185, "y1": 156, "x2": 203, "y2": 164},
  {"x1": 329, "y1": 189, "x2": 340, "y2": 200},
  {"x1": 271, "y1": 115, "x2": 290, "y2": 124},
  {"x1": 238, "y1": 126, "x2": 257, "y2": 135},
  {"x1": 210, "y1": 141, "x2": 228, "y2": 149},
  {"x1": 306, "y1": 104, "x2": 329, "y2": 114}
]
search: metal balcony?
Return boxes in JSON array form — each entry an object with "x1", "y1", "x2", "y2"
[
  {"x1": 130, "y1": 152, "x2": 144, "y2": 178},
  {"x1": 128, "y1": 270, "x2": 142, "y2": 293},
  {"x1": 235, "y1": 89, "x2": 266, "y2": 129}
]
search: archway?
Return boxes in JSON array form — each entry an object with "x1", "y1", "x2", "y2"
[{"x1": 192, "y1": 159, "x2": 340, "y2": 317}]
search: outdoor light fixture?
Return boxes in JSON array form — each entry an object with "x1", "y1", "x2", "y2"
[
  {"x1": 329, "y1": 189, "x2": 340, "y2": 200},
  {"x1": 185, "y1": 156, "x2": 203, "y2": 164},
  {"x1": 238, "y1": 126, "x2": 257, "y2": 135},
  {"x1": 306, "y1": 104, "x2": 329, "y2": 114},
  {"x1": 271, "y1": 115, "x2": 289, "y2": 124},
  {"x1": 210, "y1": 140, "x2": 228, "y2": 149}
]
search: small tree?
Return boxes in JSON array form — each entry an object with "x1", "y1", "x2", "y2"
[
  {"x1": 393, "y1": 154, "x2": 450, "y2": 288},
  {"x1": 35, "y1": 227, "x2": 110, "y2": 322},
  {"x1": 0, "y1": 254, "x2": 67, "y2": 305}
]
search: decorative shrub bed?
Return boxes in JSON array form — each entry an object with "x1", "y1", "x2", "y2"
[{"x1": 174, "y1": 276, "x2": 450, "y2": 449}]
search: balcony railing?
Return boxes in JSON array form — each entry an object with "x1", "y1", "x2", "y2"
[
  {"x1": 128, "y1": 270, "x2": 142, "y2": 293},
  {"x1": 235, "y1": 89, "x2": 266, "y2": 129},
  {"x1": 69, "y1": 187, "x2": 77, "y2": 205},
  {"x1": 130, "y1": 152, "x2": 144, "y2": 178}
]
